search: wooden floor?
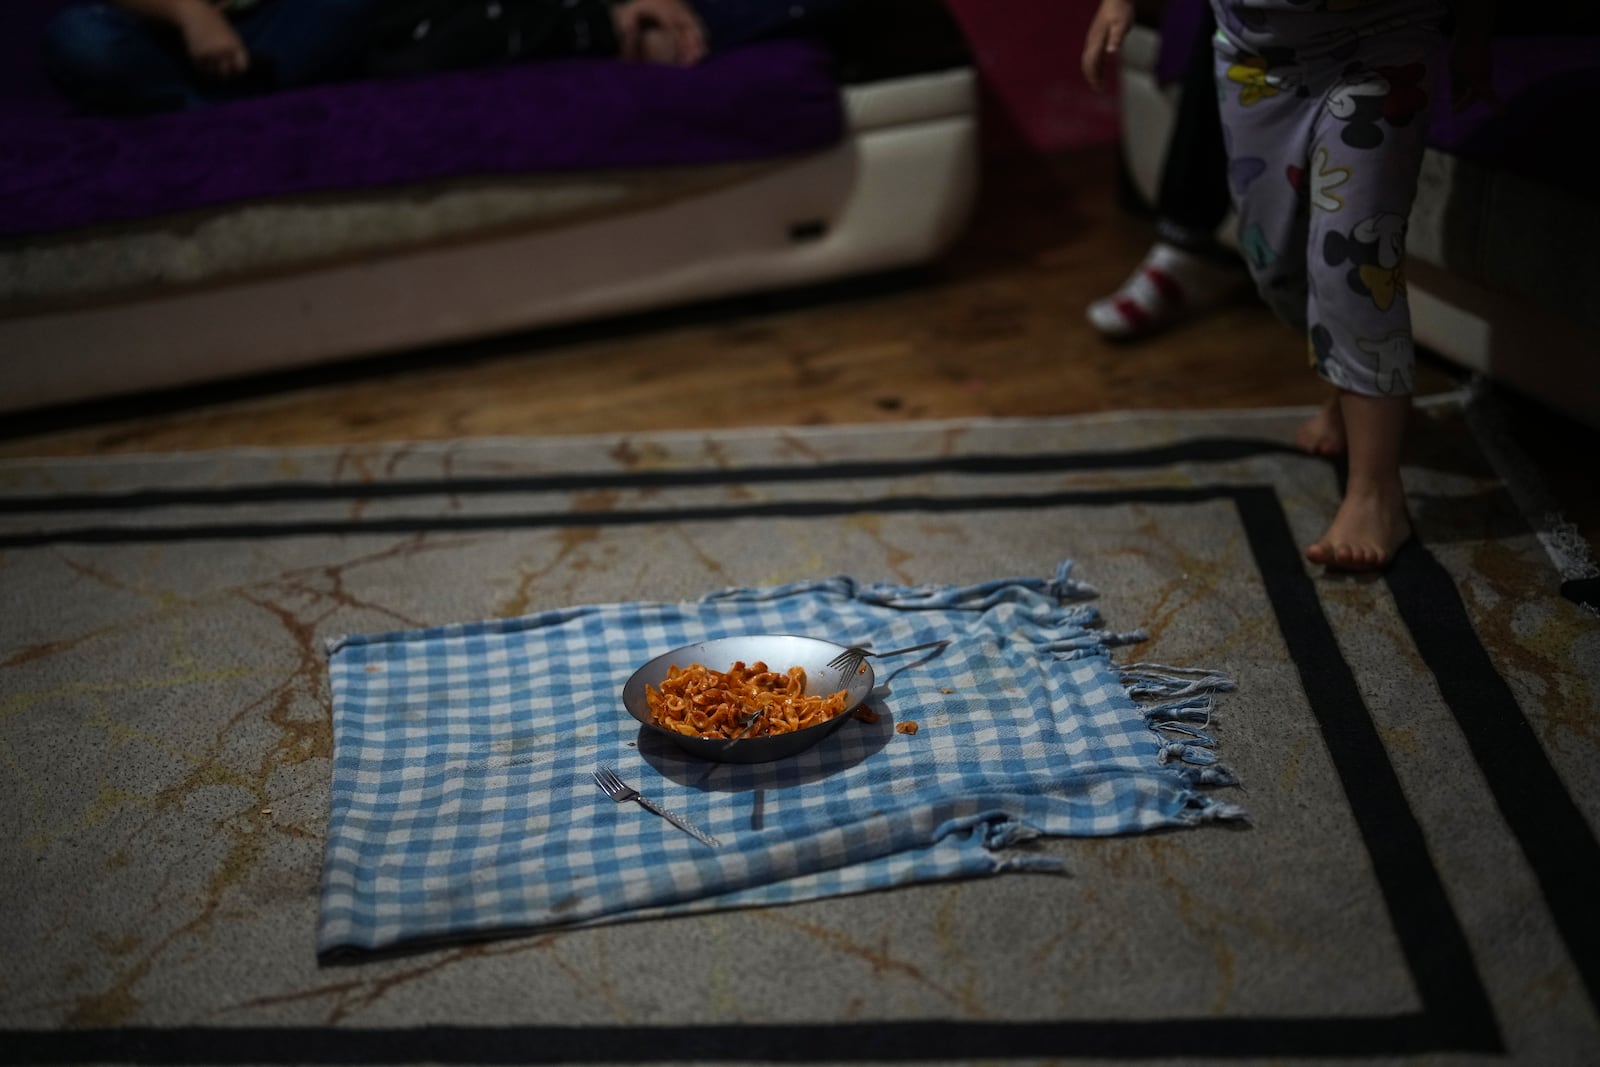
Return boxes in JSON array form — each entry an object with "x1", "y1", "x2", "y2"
[{"x1": 1, "y1": 144, "x2": 1593, "y2": 565}]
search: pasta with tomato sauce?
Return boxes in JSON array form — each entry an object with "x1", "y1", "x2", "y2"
[{"x1": 645, "y1": 659, "x2": 849, "y2": 739}]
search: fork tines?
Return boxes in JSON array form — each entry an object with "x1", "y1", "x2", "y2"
[
  {"x1": 826, "y1": 646, "x2": 869, "y2": 673},
  {"x1": 594, "y1": 764, "x2": 630, "y2": 796}
]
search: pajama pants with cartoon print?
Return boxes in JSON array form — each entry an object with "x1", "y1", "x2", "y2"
[{"x1": 1210, "y1": 5, "x2": 1444, "y2": 397}]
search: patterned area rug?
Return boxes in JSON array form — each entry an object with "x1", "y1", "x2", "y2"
[{"x1": 2, "y1": 393, "x2": 1597, "y2": 1064}]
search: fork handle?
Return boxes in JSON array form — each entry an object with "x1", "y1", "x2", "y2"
[
  {"x1": 872, "y1": 639, "x2": 949, "y2": 659},
  {"x1": 719, "y1": 707, "x2": 767, "y2": 753},
  {"x1": 634, "y1": 796, "x2": 721, "y2": 849}
]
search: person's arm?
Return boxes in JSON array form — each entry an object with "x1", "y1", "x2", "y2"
[
  {"x1": 1082, "y1": 0, "x2": 1135, "y2": 92},
  {"x1": 111, "y1": 0, "x2": 251, "y2": 78}
]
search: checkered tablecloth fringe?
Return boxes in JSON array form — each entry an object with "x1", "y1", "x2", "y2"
[{"x1": 318, "y1": 562, "x2": 1244, "y2": 958}]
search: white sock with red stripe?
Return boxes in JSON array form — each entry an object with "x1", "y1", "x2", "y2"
[{"x1": 1087, "y1": 242, "x2": 1239, "y2": 339}]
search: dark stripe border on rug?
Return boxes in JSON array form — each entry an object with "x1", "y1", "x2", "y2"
[{"x1": 7, "y1": 435, "x2": 1591, "y2": 1062}]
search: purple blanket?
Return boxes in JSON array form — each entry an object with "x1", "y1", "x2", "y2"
[{"x1": 0, "y1": 1, "x2": 845, "y2": 240}]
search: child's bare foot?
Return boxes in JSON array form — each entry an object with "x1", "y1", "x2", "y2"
[
  {"x1": 1294, "y1": 396, "x2": 1347, "y2": 456},
  {"x1": 1305, "y1": 478, "x2": 1412, "y2": 571}
]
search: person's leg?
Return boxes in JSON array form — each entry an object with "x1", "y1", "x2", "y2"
[
  {"x1": 229, "y1": 0, "x2": 387, "y2": 91},
  {"x1": 1085, "y1": 241, "x2": 1244, "y2": 339},
  {"x1": 1155, "y1": 5, "x2": 1231, "y2": 248},
  {"x1": 689, "y1": 0, "x2": 849, "y2": 53},
  {"x1": 1300, "y1": 29, "x2": 1439, "y2": 569},
  {"x1": 1088, "y1": 8, "x2": 1244, "y2": 340},
  {"x1": 1210, "y1": 29, "x2": 1361, "y2": 461},
  {"x1": 41, "y1": 3, "x2": 206, "y2": 112},
  {"x1": 1089, "y1": 7, "x2": 1244, "y2": 340},
  {"x1": 1309, "y1": 392, "x2": 1411, "y2": 569},
  {"x1": 1293, "y1": 393, "x2": 1347, "y2": 456},
  {"x1": 1210, "y1": 30, "x2": 1314, "y2": 334}
]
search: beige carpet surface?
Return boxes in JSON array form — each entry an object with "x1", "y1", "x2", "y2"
[{"x1": 2, "y1": 393, "x2": 1596, "y2": 1065}]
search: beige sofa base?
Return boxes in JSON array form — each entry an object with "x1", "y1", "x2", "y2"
[{"x1": 0, "y1": 69, "x2": 979, "y2": 415}]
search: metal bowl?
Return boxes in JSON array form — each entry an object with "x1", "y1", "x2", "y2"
[{"x1": 621, "y1": 635, "x2": 876, "y2": 764}]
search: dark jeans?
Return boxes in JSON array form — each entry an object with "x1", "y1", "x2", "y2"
[
  {"x1": 691, "y1": 0, "x2": 852, "y2": 53},
  {"x1": 1154, "y1": 6, "x2": 1233, "y2": 259},
  {"x1": 42, "y1": 0, "x2": 385, "y2": 113}
]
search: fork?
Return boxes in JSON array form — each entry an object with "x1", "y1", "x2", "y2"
[
  {"x1": 826, "y1": 639, "x2": 949, "y2": 680},
  {"x1": 592, "y1": 764, "x2": 720, "y2": 848},
  {"x1": 718, "y1": 706, "x2": 768, "y2": 753}
]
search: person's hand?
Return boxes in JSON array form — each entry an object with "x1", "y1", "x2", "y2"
[
  {"x1": 176, "y1": 1, "x2": 250, "y2": 79},
  {"x1": 612, "y1": 0, "x2": 707, "y2": 66},
  {"x1": 1082, "y1": 0, "x2": 1136, "y2": 92}
]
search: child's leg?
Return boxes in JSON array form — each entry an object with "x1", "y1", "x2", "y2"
[
  {"x1": 1212, "y1": 33, "x2": 1343, "y2": 457},
  {"x1": 1307, "y1": 392, "x2": 1410, "y2": 568},
  {"x1": 1087, "y1": 7, "x2": 1242, "y2": 340},
  {"x1": 1294, "y1": 391, "x2": 1346, "y2": 456},
  {"x1": 1300, "y1": 29, "x2": 1439, "y2": 569},
  {"x1": 1154, "y1": 5, "x2": 1231, "y2": 248},
  {"x1": 1210, "y1": 35, "x2": 1316, "y2": 335}
]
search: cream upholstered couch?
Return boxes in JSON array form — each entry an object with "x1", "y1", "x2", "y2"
[{"x1": 0, "y1": 4, "x2": 979, "y2": 415}]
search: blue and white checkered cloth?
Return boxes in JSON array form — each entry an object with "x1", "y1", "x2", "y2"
[{"x1": 318, "y1": 562, "x2": 1243, "y2": 957}]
